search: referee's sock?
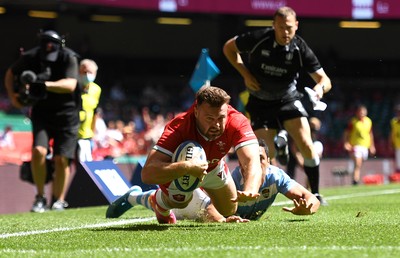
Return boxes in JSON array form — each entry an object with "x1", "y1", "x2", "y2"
[{"x1": 303, "y1": 165, "x2": 320, "y2": 194}]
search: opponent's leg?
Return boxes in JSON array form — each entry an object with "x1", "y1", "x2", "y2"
[{"x1": 106, "y1": 186, "x2": 143, "y2": 218}]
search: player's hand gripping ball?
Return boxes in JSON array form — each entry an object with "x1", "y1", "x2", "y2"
[{"x1": 172, "y1": 140, "x2": 207, "y2": 192}]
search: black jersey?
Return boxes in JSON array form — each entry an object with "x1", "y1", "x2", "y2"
[
  {"x1": 11, "y1": 46, "x2": 80, "y2": 129},
  {"x1": 235, "y1": 28, "x2": 321, "y2": 101}
]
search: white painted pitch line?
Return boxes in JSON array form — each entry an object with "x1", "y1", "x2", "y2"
[
  {"x1": 1, "y1": 245, "x2": 400, "y2": 255},
  {"x1": 1, "y1": 188, "x2": 399, "y2": 239},
  {"x1": 0, "y1": 217, "x2": 154, "y2": 239}
]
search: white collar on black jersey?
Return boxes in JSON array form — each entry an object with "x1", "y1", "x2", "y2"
[{"x1": 273, "y1": 40, "x2": 290, "y2": 52}]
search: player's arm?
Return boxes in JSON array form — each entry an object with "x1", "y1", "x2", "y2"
[
  {"x1": 309, "y1": 68, "x2": 332, "y2": 99},
  {"x1": 204, "y1": 202, "x2": 249, "y2": 223},
  {"x1": 369, "y1": 126, "x2": 376, "y2": 155},
  {"x1": 45, "y1": 78, "x2": 78, "y2": 93},
  {"x1": 223, "y1": 38, "x2": 260, "y2": 91},
  {"x1": 233, "y1": 143, "x2": 262, "y2": 202},
  {"x1": 141, "y1": 149, "x2": 208, "y2": 185},
  {"x1": 45, "y1": 55, "x2": 79, "y2": 93},
  {"x1": 282, "y1": 183, "x2": 320, "y2": 215},
  {"x1": 91, "y1": 108, "x2": 100, "y2": 133}
]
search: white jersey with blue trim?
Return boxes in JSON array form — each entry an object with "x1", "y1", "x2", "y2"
[{"x1": 232, "y1": 164, "x2": 296, "y2": 220}]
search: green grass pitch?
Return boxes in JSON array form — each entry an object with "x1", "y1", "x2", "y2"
[{"x1": 1, "y1": 183, "x2": 399, "y2": 257}]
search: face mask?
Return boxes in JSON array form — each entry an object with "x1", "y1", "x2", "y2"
[
  {"x1": 80, "y1": 73, "x2": 96, "y2": 86},
  {"x1": 40, "y1": 40, "x2": 61, "y2": 62}
]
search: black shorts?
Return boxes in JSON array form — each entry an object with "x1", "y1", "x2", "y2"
[
  {"x1": 32, "y1": 121, "x2": 78, "y2": 159},
  {"x1": 246, "y1": 94, "x2": 309, "y2": 130}
]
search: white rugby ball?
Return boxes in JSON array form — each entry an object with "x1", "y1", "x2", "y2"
[{"x1": 172, "y1": 140, "x2": 207, "y2": 192}]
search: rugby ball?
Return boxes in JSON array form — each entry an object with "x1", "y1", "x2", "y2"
[{"x1": 172, "y1": 141, "x2": 207, "y2": 192}]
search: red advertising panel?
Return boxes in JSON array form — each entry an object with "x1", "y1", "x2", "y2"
[{"x1": 65, "y1": 0, "x2": 400, "y2": 19}]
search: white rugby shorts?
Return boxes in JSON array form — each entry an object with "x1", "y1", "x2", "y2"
[{"x1": 352, "y1": 145, "x2": 369, "y2": 160}]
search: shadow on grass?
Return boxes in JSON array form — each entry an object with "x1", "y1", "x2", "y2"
[
  {"x1": 96, "y1": 224, "x2": 173, "y2": 232},
  {"x1": 284, "y1": 219, "x2": 310, "y2": 222},
  {"x1": 93, "y1": 221, "x2": 230, "y2": 232}
]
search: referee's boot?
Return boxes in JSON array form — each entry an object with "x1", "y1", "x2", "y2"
[{"x1": 274, "y1": 130, "x2": 289, "y2": 166}]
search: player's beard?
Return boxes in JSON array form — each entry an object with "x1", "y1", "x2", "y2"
[
  {"x1": 205, "y1": 127, "x2": 223, "y2": 141},
  {"x1": 195, "y1": 118, "x2": 224, "y2": 141}
]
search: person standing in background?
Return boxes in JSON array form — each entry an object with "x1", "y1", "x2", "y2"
[
  {"x1": 0, "y1": 125, "x2": 15, "y2": 150},
  {"x1": 4, "y1": 30, "x2": 80, "y2": 212},
  {"x1": 223, "y1": 6, "x2": 331, "y2": 205},
  {"x1": 93, "y1": 107, "x2": 108, "y2": 148},
  {"x1": 343, "y1": 104, "x2": 376, "y2": 185},
  {"x1": 77, "y1": 59, "x2": 101, "y2": 162},
  {"x1": 389, "y1": 105, "x2": 400, "y2": 172}
]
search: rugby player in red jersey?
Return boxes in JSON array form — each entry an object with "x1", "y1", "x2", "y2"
[{"x1": 107, "y1": 86, "x2": 262, "y2": 224}]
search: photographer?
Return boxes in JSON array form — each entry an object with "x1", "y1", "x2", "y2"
[{"x1": 4, "y1": 30, "x2": 80, "y2": 212}]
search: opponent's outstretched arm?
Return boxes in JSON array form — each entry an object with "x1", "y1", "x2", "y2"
[{"x1": 282, "y1": 183, "x2": 320, "y2": 215}]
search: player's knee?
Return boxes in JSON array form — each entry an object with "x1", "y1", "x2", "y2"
[{"x1": 32, "y1": 146, "x2": 47, "y2": 158}]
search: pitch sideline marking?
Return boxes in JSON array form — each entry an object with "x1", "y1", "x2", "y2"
[
  {"x1": 1, "y1": 245, "x2": 400, "y2": 255},
  {"x1": 1, "y1": 188, "x2": 399, "y2": 239},
  {"x1": 0, "y1": 217, "x2": 154, "y2": 239}
]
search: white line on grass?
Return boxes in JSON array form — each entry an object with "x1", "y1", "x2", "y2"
[
  {"x1": 132, "y1": 245, "x2": 400, "y2": 252},
  {"x1": 2, "y1": 245, "x2": 400, "y2": 255},
  {"x1": 1, "y1": 188, "x2": 399, "y2": 239},
  {"x1": 0, "y1": 217, "x2": 154, "y2": 239}
]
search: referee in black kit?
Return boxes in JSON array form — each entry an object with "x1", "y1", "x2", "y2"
[{"x1": 223, "y1": 6, "x2": 332, "y2": 205}]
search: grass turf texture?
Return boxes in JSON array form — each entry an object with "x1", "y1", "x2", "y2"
[{"x1": 1, "y1": 183, "x2": 399, "y2": 258}]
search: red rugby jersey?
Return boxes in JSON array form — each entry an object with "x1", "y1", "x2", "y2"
[{"x1": 154, "y1": 104, "x2": 257, "y2": 172}]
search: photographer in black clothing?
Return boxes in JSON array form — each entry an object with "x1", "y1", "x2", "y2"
[
  {"x1": 4, "y1": 30, "x2": 80, "y2": 212},
  {"x1": 223, "y1": 6, "x2": 331, "y2": 205}
]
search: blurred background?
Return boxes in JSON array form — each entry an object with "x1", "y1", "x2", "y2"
[
  {"x1": 2, "y1": 0, "x2": 400, "y2": 214},
  {"x1": 0, "y1": 0, "x2": 400, "y2": 159}
]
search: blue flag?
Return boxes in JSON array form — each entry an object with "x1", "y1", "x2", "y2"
[{"x1": 189, "y1": 48, "x2": 220, "y2": 93}]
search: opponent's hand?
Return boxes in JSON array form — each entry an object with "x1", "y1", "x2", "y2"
[
  {"x1": 224, "y1": 215, "x2": 250, "y2": 223},
  {"x1": 282, "y1": 198, "x2": 315, "y2": 215},
  {"x1": 232, "y1": 190, "x2": 260, "y2": 203}
]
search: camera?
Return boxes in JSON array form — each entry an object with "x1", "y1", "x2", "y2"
[{"x1": 17, "y1": 70, "x2": 49, "y2": 106}]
